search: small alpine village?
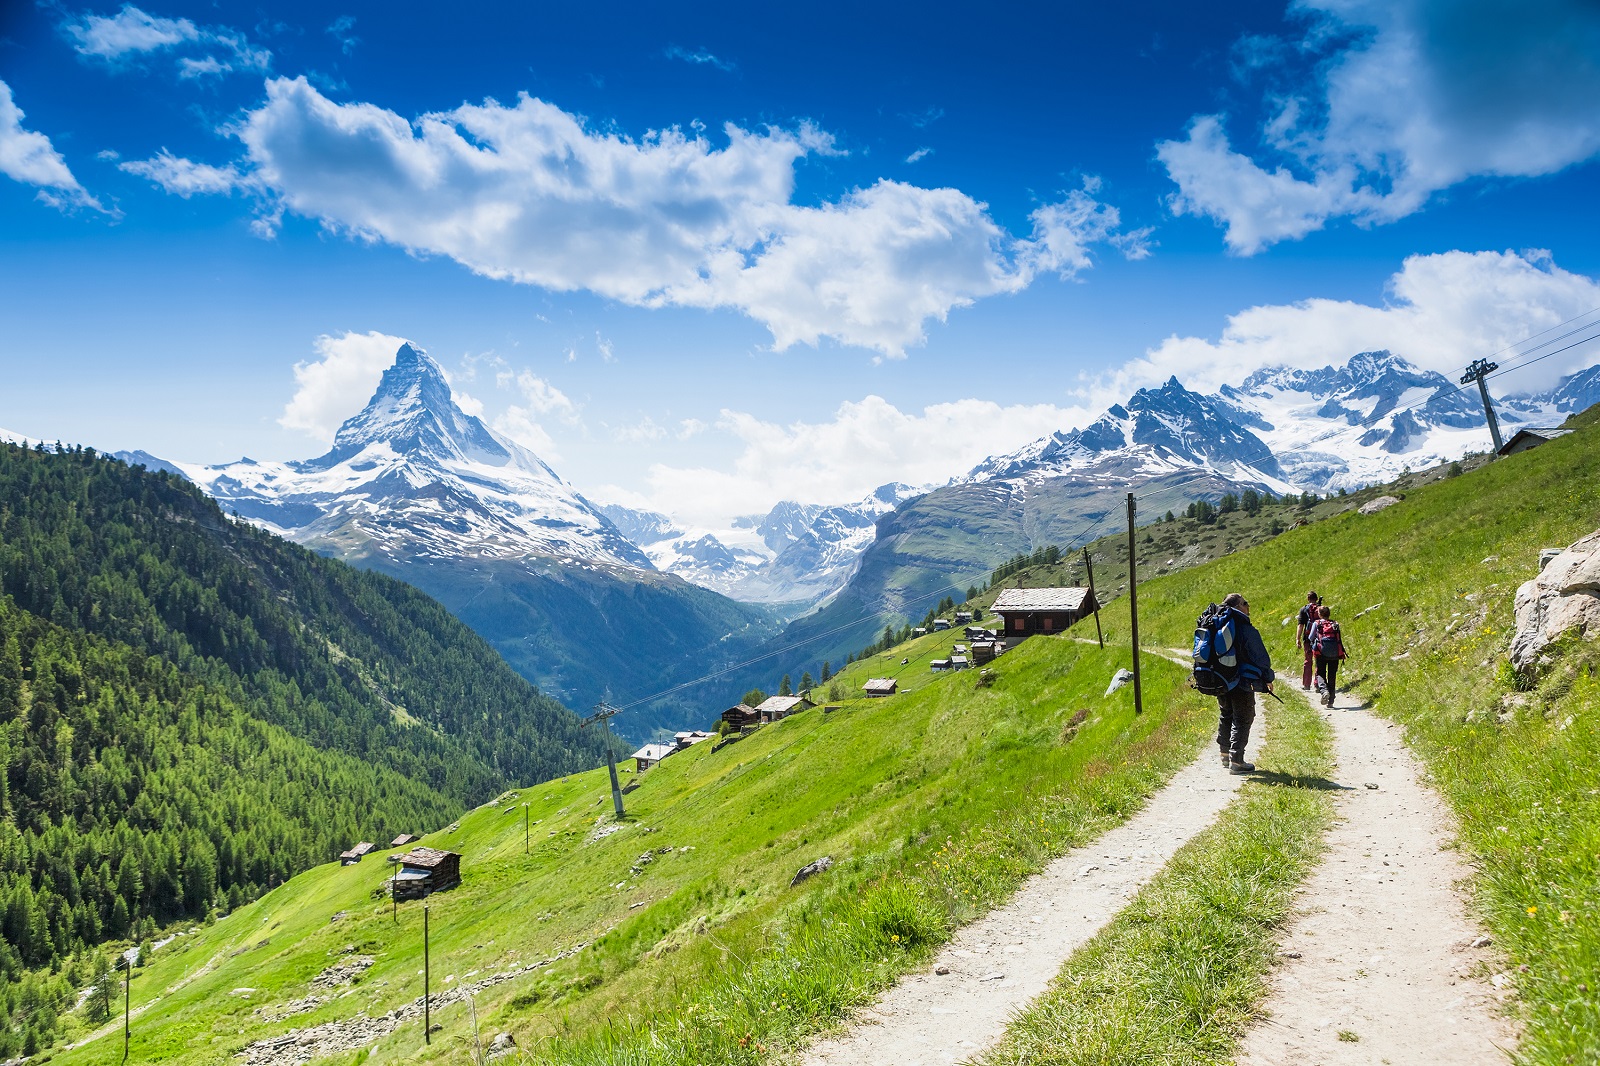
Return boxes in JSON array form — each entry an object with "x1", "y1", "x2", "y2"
[{"x1": 6, "y1": 4, "x2": 1600, "y2": 1066}]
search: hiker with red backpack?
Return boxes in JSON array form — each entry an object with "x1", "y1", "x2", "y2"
[
  {"x1": 1296, "y1": 590, "x2": 1321, "y2": 690},
  {"x1": 1310, "y1": 604, "x2": 1347, "y2": 707}
]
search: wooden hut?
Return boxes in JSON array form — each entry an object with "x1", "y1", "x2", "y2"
[
  {"x1": 631, "y1": 743, "x2": 675, "y2": 772},
  {"x1": 991, "y1": 587, "x2": 1098, "y2": 640},
  {"x1": 339, "y1": 842, "x2": 376, "y2": 866},
  {"x1": 721, "y1": 703, "x2": 760, "y2": 731},
  {"x1": 390, "y1": 834, "x2": 420, "y2": 848},
  {"x1": 862, "y1": 678, "x2": 898, "y2": 697},
  {"x1": 754, "y1": 695, "x2": 813, "y2": 722},
  {"x1": 392, "y1": 847, "x2": 462, "y2": 900}
]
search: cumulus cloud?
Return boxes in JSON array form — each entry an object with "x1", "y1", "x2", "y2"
[
  {"x1": 280, "y1": 330, "x2": 410, "y2": 441},
  {"x1": 0, "y1": 79, "x2": 107, "y2": 212},
  {"x1": 62, "y1": 4, "x2": 269, "y2": 77},
  {"x1": 118, "y1": 149, "x2": 252, "y2": 196},
  {"x1": 151, "y1": 77, "x2": 1145, "y2": 357},
  {"x1": 1160, "y1": 0, "x2": 1600, "y2": 253},
  {"x1": 1096, "y1": 249, "x2": 1600, "y2": 402},
  {"x1": 630, "y1": 395, "x2": 1095, "y2": 527}
]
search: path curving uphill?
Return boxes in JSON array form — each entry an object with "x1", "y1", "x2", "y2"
[{"x1": 1235, "y1": 687, "x2": 1518, "y2": 1064}]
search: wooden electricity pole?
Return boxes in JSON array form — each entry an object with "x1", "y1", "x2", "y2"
[
  {"x1": 1126, "y1": 492, "x2": 1144, "y2": 716},
  {"x1": 122, "y1": 958, "x2": 131, "y2": 1062},
  {"x1": 423, "y1": 906, "x2": 431, "y2": 1045},
  {"x1": 1082, "y1": 547, "x2": 1104, "y2": 648}
]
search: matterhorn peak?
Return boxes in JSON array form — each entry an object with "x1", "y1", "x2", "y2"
[{"x1": 316, "y1": 343, "x2": 509, "y2": 470}]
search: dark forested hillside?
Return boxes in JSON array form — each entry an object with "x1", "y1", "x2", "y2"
[
  {"x1": 0, "y1": 441, "x2": 604, "y2": 795},
  {"x1": 0, "y1": 441, "x2": 609, "y2": 1041}
]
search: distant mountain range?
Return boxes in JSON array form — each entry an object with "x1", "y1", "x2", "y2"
[
  {"x1": 746, "y1": 350, "x2": 1595, "y2": 680},
  {"x1": 21, "y1": 343, "x2": 1586, "y2": 736},
  {"x1": 602, "y1": 481, "x2": 925, "y2": 607}
]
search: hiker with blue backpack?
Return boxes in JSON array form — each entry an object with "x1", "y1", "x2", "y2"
[
  {"x1": 1192, "y1": 592, "x2": 1276, "y2": 775},
  {"x1": 1309, "y1": 604, "x2": 1347, "y2": 707}
]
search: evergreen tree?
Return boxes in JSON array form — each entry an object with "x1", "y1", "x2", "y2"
[
  {"x1": 779, "y1": 675, "x2": 792, "y2": 697},
  {"x1": 820, "y1": 661, "x2": 831, "y2": 682},
  {"x1": 799, "y1": 671, "x2": 814, "y2": 692}
]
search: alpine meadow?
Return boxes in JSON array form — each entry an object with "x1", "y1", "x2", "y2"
[{"x1": 5, "y1": 2, "x2": 1600, "y2": 1064}]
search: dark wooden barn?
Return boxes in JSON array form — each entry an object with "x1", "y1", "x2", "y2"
[{"x1": 991, "y1": 587, "x2": 1098, "y2": 639}]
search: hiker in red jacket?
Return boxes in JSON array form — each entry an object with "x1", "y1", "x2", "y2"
[
  {"x1": 1295, "y1": 591, "x2": 1320, "y2": 690},
  {"x1": 1310, "y1": 604, "x2": 1347, "y2": 707}
]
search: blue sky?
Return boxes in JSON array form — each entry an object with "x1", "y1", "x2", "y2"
[{"x1": 3, "y1": 0, "x2": 1600, "y2": 525}]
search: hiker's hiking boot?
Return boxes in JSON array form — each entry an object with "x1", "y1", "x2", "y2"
[{"x1": 1229, "y1": 757, "x2": 1256, "y2": 774}]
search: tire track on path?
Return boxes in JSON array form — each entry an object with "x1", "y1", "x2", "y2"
[
  {"x1": 801, "y1": 715, "x2": 1259, "y2": 1066},
  {"x1": 1235, "y1": 687, "x2": 1518, "y2": 1064}
]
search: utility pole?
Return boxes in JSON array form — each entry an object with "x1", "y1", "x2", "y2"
[
  {"x1": 1081, "y1": 547, "x2": 1104, "y2": 648},
  {"x1": 121, "y1": 957, "x2": 131, "y2": 1062},
  {"x1": 1125, "y1": 492, "x2": 1144, "y2": 716},
  {"x1": 1461, "y1": 358, "x2": 1504, "y2": 454},
  {"x1": 581, "y1": 701, "x2": 626, "y2": 819},
  {"x1": 524, "y1": 803, "x2": 529, "y2": 854},
  {"x1": 423, "y1": 907, "x2": 431, "y2": 1045}
]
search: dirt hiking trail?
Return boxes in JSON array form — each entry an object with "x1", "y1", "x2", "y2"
[
  {"x1": 800, "y1": 725, "x2": 1262, "y2": 1066},
  {"x1": 1236, "y1": 687, "x2": 1517, "y2": 1064}
]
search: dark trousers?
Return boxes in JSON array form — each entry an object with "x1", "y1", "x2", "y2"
[
  {"x1": 1301, "y1": 643, "x2": 1314, "y2": 688},
  {"x1": 1216, "y1": 687, "x2": 1256, "y2": 760},
  {"x1": 1316, "y1": 655, "x2": 1340, "y2": 702}
]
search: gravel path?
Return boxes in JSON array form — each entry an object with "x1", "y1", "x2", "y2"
[
  {"x1": 800, "y1": 723, "x2": 1260, "y2": 1066},
  {"x1": 1235, "y1": 687, "x2": 1518, "y2": 1064}
]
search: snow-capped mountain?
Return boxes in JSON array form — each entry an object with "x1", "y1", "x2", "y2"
[
  {"x1": 184, "y1": 344, "x2": 650, "y2": 570},
  {"x1": 966, "y1": 350, "x2": 1579, "y2": 496},
  {"x1": 604, "y1": 482, "x2": 925, "y2": 606}
]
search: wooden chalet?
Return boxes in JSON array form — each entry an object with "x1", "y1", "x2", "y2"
[
  {"x1": 754, "y1": 695, "x2": 813, "y2": 721},
  {"x1": 950, "y1": 654, "x2": 970, "y2": 670},
  {"x1": 971, "y1": 640, "x2": 1005, "y2": 664},
  {"x1": 932, "y1": 618, "x2": 951, "y2": 631},
  {"x1": 912, "y1": 627, "x2": 928, "y2": 638},
  {"x1": 965, "y1": 625, "x2": 1000, "y2": 641},
  {"x1": 392, "y1": 847, "x2": 462, "y2": 901},
  {"x1": 1497, "y1": 427, "x2": 1572, "y2": 457},
  {"x1": 991, "y1": 587, "x2": 1098, "y2": 639},
  {"x1": 929, "y1": 659, "x2": 952, "y2": 672},
  {"x1": 861, "y1": 678, "x2": 897, "y2": 697},
  {"x1": 631, "y1": 743, "x2": 675, "y2": 772},
  {"x1": 721, "y1": 703, "x2": 760, "y2": 731},
  {"x1": 955, "y1": 610, "x2": 973, "y2": 624},
  {"x1": 673, "y1": 730, "x2": 714, "y2": 750},
  {"x1": 339, "y1": 842, "x2": 376, "y2": 866},
  {"x1": 390, "y1": 834, "x2": 420, "y2": 848}
]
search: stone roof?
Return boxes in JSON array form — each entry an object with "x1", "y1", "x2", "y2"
[
  {"x1": 991, "y1": 587, "x2": 1091, "y2": 612},
  {"x1": 862, "y1": 678, "x2": 897, "y2": 694},
  {"x1": 755, "y1": 695, "x2": 810, "y2": 715},
  {"x1": 631, "y1": 743, "x2": 675, "y2": 763}
]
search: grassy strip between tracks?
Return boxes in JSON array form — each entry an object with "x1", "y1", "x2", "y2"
[{"x1": 977, "y1": 687, "x2": 1335, "y2": 1066}]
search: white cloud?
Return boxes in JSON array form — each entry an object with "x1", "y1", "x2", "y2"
[
  {"x1": 1160, "y1": 0, "x2": 1600, "y2": 253},
  {"x1": 65, "y1": 5, "x2": 199, "y2": 58},
  {"x1": 1026, "y1": 182, "x2": 1154, "y2": 274},
  {"x1": 178, "y1": 55, "x2": 228, "y2": 79},
  {"x1": 492, "y1": 406, "x2": 562, "y2": 460},
  {"x1": 663, "y1": 45, "x2": 735, "y2": 72},
  {"x1": 0, "y1": 79, "x2": 107, "y2": 212},
  {"x1": 1097, "y1": 249, "x2": 1600, "y2": 402},
  {"x1": 634, "y1": 395, "x2": 1095, "y2": 527},
  {"x1": 204, "y1": 77, "x2": 1142, "y2": 357},
  {"x1": 280, "y1": 330, "x2": 410, "y2": 441},
  {"x1": 905, "y1": 147, "x2": 932, "y2": 164},
  {"x1": 62, "y1": 4, "x2": 268, "y2": 76},
  {"x1": 512, "y1": 370, "x2": 579, "y2": 422},
  {"x1": 118, "y1": 150, "x2": 250, "y2": 196}
]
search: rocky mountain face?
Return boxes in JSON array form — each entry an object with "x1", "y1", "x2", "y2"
[{"x1": 182, "y1": 344, "x2": 776, "y2": 741}]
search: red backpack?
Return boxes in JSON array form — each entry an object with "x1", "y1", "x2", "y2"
[{"x1": 1313, "y1": 619, "x2": 1343, "y2": 658}]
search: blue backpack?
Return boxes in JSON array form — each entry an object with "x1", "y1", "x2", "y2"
[{"x1": 1192, "y1": 603, "x2": 1241, "y2": 695}]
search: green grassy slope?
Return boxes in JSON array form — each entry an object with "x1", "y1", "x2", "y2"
[
  {"x1": 51, "y1": 620, "x2": 1212, "y2": 1066},
  {"x1": 1116, "y1": 412, "x2": 1600, "y2": 1063}
]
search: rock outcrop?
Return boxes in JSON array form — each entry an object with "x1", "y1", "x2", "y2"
[
  {"x1": 1359, "y1": 495, "x2": 1402, "y2": 515},
  {"x1": 1510, "y1": 531, "x2": 1600, "y2": 670}
]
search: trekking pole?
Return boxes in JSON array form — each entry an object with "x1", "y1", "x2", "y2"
[{"x1": 1263, "y1": 688, "x2": 1285, "y2": 705}]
